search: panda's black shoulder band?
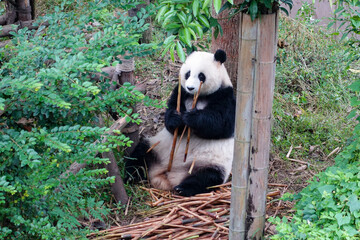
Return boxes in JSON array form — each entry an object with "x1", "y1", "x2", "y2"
[{"x1": 214, "y1": 49, "x2": 226, "y2": 64}]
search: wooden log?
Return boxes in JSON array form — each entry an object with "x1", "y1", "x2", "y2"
[
  {"x1": 246, "y1": 12, "x2": 278, "y2": 240},
  {"x1": 59, "y1": 117, "x2": 128, "y2": 179},
  {"x1": 229, "y1": 12, "x2": 257, "y2": 240},
  {"x1": 0, "y1": 20, "x2": 49, "y2": 38},
  {"x1": 99, "y1": 116, "x2": 129, "y2": 205}
]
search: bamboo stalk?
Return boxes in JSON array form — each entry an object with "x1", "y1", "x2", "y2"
[
  {"x1": 146, "y1": 141, "x2": 160, "y2": 153},
  {"x1": 184, "y1": 81, "x2": 203, "y2": 162},
  {"x1": 168, "y1": 77, "x2": 182, "y2": 171},
  {"x1": 229, "y1": 12, "x2": 257, "y2": 240},
  {"x1": 246, "y1": 12, "x2": 279, "y2": 240}
]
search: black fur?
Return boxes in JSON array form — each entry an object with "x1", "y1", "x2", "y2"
[
  {"x1": 125, "y1": 140, "x2": 157, "y2": 183},
  {"x1": 214, "y1": 49, "x2": 226, "y2": 64},
  {"x1": 174, "y1": 166, "x2": 225, "y2": 197},
  {"x1": 165, "y1": 86, "x2": 235, "y2": 139}
]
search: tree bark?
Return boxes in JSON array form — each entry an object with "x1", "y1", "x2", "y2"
[
  {"x1": 16, "y1": 0, "x2": 32, "y2": 21},
  {"x1": 211, "y1": 0, "x2": 243, "y2": 90},
  {"x1": 99, "y1": 116, "x2": 129, "y2": 205},
  {"x1": 4, "y1": 0, "x2": 17, "y2": 25}
]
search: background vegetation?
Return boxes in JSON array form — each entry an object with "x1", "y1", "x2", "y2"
[{"x1": 0, "y1": 0, "x2": 156, "y2": 238}]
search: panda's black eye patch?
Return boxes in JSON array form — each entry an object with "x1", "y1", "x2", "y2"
[
  {"x1": 185, "y1": 71, "x2": 191, "y2": 80},
  {"x1": 198, "y1": 72, "x2": 206, "y2": 82}
]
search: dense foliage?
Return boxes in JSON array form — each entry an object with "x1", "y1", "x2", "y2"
[
  {"x1": 156, "y1": 0, "x2": 293, "y2": 61},
  {"x1": 270, "y1": 1, "x2": 360, "y2": 239},
  {"x1": 0, "y1": 0, "x2": 156, "y2": 238},
  {"x1": 155, "y1": 0, "x2": 227, "y2": 62}
]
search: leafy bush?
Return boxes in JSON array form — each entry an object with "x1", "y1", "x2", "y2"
[
  {"x1": 270, "y1": 1, "x2": 360, "y2": 239},
  {"x1": 0, "y1": 0, "x2": 155, "y2": 239}
]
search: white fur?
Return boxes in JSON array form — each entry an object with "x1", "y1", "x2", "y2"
[
  {"x1": 179, "y1": 51, "x2": 232, "y2": 95},
  {"x1": 147, "y1": 129, "x2": 234, "y2": 190},
  {"x1": 184, "y1": 99, "x2": 208, "y2": 111}
]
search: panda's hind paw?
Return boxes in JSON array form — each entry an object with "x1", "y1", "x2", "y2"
[{"x1": 174, "y1": 184, "x2": 199, "y2": 197}]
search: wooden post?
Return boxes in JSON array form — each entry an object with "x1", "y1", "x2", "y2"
[
  {"x1": 246, "y1": 12, "x2": 278, "y2": 239},
  {"x1": 229, "y1": 13, "x2": 257, "y2": 239},
  {"x1": 229, "y1": 11, "x2": 278, "y2": 240}
]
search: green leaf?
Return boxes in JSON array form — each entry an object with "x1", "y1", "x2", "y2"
[
  {"x1": 170, "y1": 43, "x2": 176, "y2": 62},
  {"x1": 349, "y1": 80, "x2": 360, "y2": 91},
  {"x1": 335, "y1": 213, "x2": 351, "y2": 227},
  {"x1": 317, "y1": 185, "x2": 335, "y2": 195},
  {"x1": 346, "y1": 109, "x2": 357, "y2": 119},
  {"x1": 228, "y1": 0, "x2": 234, "y2": 4},
  {"x1": 177, "y1": 12, "x2": 187, "y2": 26},
  {"x1": 202, "y1": 0, "x2": 212, "y2": 10},
  {"x1": 190, "y1": 22, "x2": 204, "y2": 38},
  {"x1": 192, "y1": 0, "x2": 200, "y2": 17},
  {"x1": 176, "y1": 41, "x2": 186, "y2": 62},
  {"x1": 348, "y1": 195, "x2": 360, "y2": 213},
  {"x1": 183, "y1": 28, "x2": 192, "y2": 47},
  {"x1": 214, "y1": 0, "x2": 222, "y2": 13},
  {"x1": 198, "y1": 14, "x2": 210, "y2": 28},
  {"x1": 249, "y1": 0, "x2": 258, "y2": 21},
  {"x1": 156, "y1": 5, "x2": 169, "y2": 22}
]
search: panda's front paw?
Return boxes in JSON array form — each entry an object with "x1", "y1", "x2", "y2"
[
  {"x1": 182, "y1": 110, "x2": 198, "y2": 128},
  {"x1": 165, "y1": 110, "x2": 184, "y2": 133}
]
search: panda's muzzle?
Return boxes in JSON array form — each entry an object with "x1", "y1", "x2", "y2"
[{"x1": 187, "y1": 86, "x2": 195, "y2": 91}]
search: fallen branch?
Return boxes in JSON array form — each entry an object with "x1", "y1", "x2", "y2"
[
  {"x1": 59, "y1": 117, "x2": 127, "y2": 179},
  {"x1": 0, "y1": 20, "x2": 49, "y2": 38}
]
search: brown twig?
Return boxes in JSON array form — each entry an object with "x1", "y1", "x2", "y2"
[{"x1": 146, "y1": 141, "x2": 160, "y2": 153}]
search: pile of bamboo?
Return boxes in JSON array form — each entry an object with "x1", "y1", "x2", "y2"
[
  {"x1": 89, "y1": 183, "x2": 233, "y2": 239},
  {"x1": 88, "y1": 183, "x2": 281, "y2": 239}
]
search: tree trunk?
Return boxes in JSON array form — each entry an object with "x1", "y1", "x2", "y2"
[
  {"x1": 229, "y1": 11, "x2": 278, "y2": 240},
  {"x1": 4, "y1": 0, "x2": 17, "y2": 25},
  {"x1": 16, "y1": 0, "x2": 32, "y2": 21},
  {"x1": 211, "y1": 0, "x2": 243, "y2": 90},
  {"x1": 99, "y1": 116, "x2": 129, "y2": 205},
  {"x1": 128, "y1": 0, "x2": 152, "y2": 44}
]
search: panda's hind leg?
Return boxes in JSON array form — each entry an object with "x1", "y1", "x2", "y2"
[{"x1": 174, "y1": 166, "x2": 225, "y2": 197}]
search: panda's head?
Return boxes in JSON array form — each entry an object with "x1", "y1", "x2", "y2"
[{"x1": 179, "y1": 49, "x2": 232, "y2": 95}]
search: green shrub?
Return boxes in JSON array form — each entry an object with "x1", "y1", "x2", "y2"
[
  {"x1": 0, "y1": 0, "x2": 156, "y2": 238},
  {"x1": 270, "y1": 1, "x2": 360, "y2": 238}
]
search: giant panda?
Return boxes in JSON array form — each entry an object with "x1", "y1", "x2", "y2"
[{"x1": 126, "y1": 49, "x2": 235, "y2": 196}]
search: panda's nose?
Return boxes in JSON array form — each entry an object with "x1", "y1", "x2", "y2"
[{"x1": 187, "y1": 86, "x2": 194, "y2": 91}]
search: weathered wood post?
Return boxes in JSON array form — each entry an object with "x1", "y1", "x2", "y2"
[{"x1": 229, "y1": 11, "x2": 278, "y2": 240}]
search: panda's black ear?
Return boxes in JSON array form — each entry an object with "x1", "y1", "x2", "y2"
[{"x1": 214, "y1": 49, "x2": 226, "y2": 64}]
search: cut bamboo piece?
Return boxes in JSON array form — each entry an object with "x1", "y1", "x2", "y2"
[
  {"x1": 168, "y1": 77, "x2": 182, "y2": 171},
  {"x1": 184, "y1": 81, "x2": 203, "y2": 162}
]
